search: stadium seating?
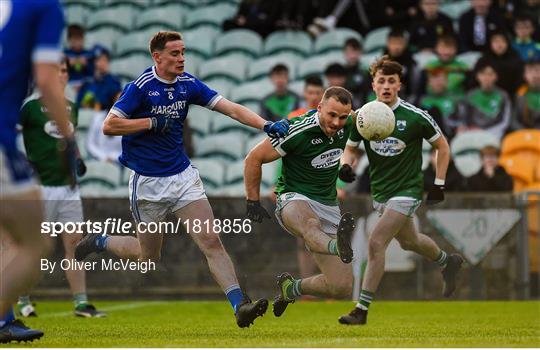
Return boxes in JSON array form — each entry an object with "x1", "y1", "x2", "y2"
[
  {"x1": 501, "y1": 130, "x2": 540, "y2": 156},
  {"x1": 457, "y1": 51, "x2": 482, "y2": 69},
  {"x1": 440, "y1": 0, "x2": 471, "y2": 19},
  {"x1": 225, "y1": 160, "x2": 244, "y2": 184},
  {"x1": 360, "y1": 50, "x2": 383, "y2": 69},
  {"x1": 500, "y1": 130, "x2": 540, "y2": 192},
  {"x1": 414, "y1": 51, "x2": 438, "y2": 69},
  {"x1": 288, "y1": 80, "x2": 305, "y2": 97},
  {"x1": 422, "y1": 140, "x2": 432, "y2": 171},
  {"x1": 184, "y1": 53, "x2": 202, "y2": 76},
  {"x1": 191, "y1": 158, "x2": 226, "y2": 188},
  {"x1": 198, "y1": 54, "x2": 250, "y2": 83},
  {"x1": 261, "y1": 162, "x2": 278, "y2": 188},
  {"x1": 230, "y1": 79, "x2": 274, "y2": 104},
  {"x1": 77, "y1": 130, "x2": 88, "y2": 160},
  {"x1": 297, "y1": 52, "x2": 344, "y2": 79},
  {"x1": 79, "y1": 160, "x2": 121, "y2": 187},
  {"x1": 64, "y1": 4, "x2": 89, "y2": 25},
  {"x1": 115, "y1": 29, "x2": 160, "y2": 57},
  {"x1": 78, "y1": 109, "x2": 95, "y2": 130},
  {"x1": 134, "y1": 4, "x2": 185, "y2": 31},
  {"x1": 102, "y1": 0, "x2": 149, "y2": 9},
  {"x1": 214, "y1": 29, "x2": 263, "y2": 58},
  {"x1": 450, "y1": 130, "x2": 500, "y2": 177},
  {"x1": 110, "y1": 54, "x2": 154, "y2": 80},
  {"x1": 245, "y1": 133, "x2": 267, "y2": 152},
  {"x1": 63, "y1": 0, "x2": 98, "y2": 10},
  {"x1": 184, "y1": 3, "x2": 237, "y2": 29},
  {"x1": 212, "y1": 115, "x2": 258, "y2": 136},
  {"x1": 85, "y1": 27, "x2": 124, "y2": 52},
  {"x1": 187, "y1": 106, "x2": 215, "y2": 136},
  {"x1": 194, "y1": 132, "x2": 246, "y2": 161},
  {"x1": 247, "y1": 52, "x2": 302, "y2": 81},
  {"x1": 204, "y1": 78, "x2": 235, "y2": 99},
  {"x1": 263, "y1": 31, "x2": 313, "y2": 57},
  {"x1": 499, "y1": 156, "x2": 535, "y2": 192},
  {"x1": 314, "y1": 28, "x2": 362, "y2": 54},
  {"x1": 86, "y1": 5, "x2": 135, "y2": 32},
  {"x1": 182, "y1": 26, "x2": 220, "y2": 59},
  {"x1": 363, "y1": 27, "x2": 390, "y2": 53}
]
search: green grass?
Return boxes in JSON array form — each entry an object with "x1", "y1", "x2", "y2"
[{"x1": 6, "y1": 300, "x2": 540, "y2": 347}]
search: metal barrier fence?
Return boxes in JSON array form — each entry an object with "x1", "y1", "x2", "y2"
[{"x1": 33, "y1": 193, "x2": 539, "y2": 300}]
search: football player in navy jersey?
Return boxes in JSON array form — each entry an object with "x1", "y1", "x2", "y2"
[
  {"x1": 0, "y1": 0, "x2": 77, "y2": 343},
  {"x1": 75, "y1": 31, "x2": 289, "y2": 328}
]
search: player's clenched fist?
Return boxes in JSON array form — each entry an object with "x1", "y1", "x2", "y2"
[
  {"x1": 338, "y1": 164, "x2": 356, "y2": 182},
  {"x1": 150, "y1": 115, "x2": 172, "y2": 134},
  {"x1": 263, "y1": 119, "x2": 290, "y2": 138},
  {"x1": 246, "y1": 200, "x2": 271, "y2": 223}
]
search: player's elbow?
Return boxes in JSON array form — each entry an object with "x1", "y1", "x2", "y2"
[
  {"x1": 244, "y1": 149, "x2": 263, "y2": 168},
  {"x1": 102, "y1": 116, "x2": 117, "y2": 135}
]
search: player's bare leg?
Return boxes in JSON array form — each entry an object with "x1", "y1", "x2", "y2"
[
  {"x1": 0, "y1": 190, "x2": 51, "y2": 317},
  {"x1": 299, "y1": 253, "x2": 352, "y2": 298},
  {"x1": 76, "y1": 233, "x2": 141, "y2": 261},
  {"x1": 174, "y1": 199, "x2": 267, "y2": 328},
  {"x1": 62, "y1": 232, "x2": 86, "y2": 294},
  {"x1": 395, "y1": 219, "x2": 463, "y2": 297}
]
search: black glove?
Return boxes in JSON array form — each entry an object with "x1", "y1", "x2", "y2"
[
  {"x1": 150, "y1": 115, "x2": 172, "y2": 134},
  {"x1": 426, "y1": 184, "x2": 445, "y2": 205},
  {"x1": 263, "y1": 119, "x2": 290, "y2": 138},
  {"x1": 58, "y1": 137, "x2": 78, "y2": 188},
  {"x1": 76, "y1": 158, "x2": 87, "y2": 177},
  {"x1": 338, "y1": 164, "x2": 356, "y2": 183},
  {"x1": 246, "y1": 200, "x2": 271, "y2": 223}
]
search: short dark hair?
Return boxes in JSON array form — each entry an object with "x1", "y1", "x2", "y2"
[
  {"x1": 149, "y1": 31, "x2": 183, "y2": 53},
  {"x1": 474, "y1": 57, "x2": 497, "y2": 75},
  {"x1": 322, "y1": 86, "x2": 352, "y2": 106},
  {"x1": 370, "y1": 55, "x2": 403, "y2": 79},
  {"x1": 387, "y1": 27, "x2": 406, "y2": 39},
  {"x1": 344, "y1": 38, "x2": 362, "y2": 51},
  {"x1": 67, "y1": 24, "x2": 85, "y2": 39},
  {"x1": 436, "y1": 33, "x2": 458, "y2": 47},
  {"x1": 324, "y1": 63, "x2": 346, "y2": 77},
  {"x1": 514, "y1": 13, "x2": 534, "y2": 26},
  {"x1": 304, "y1": 75, "x2": 324, "y2": 88},
  {"x1": 270, "y1": 64, "x2": 289, "y2": 75}
]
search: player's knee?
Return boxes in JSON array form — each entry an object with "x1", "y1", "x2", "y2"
[
  {"x1": 329, "y1": 280, "x2": 351, "y2": 299},
  {"x1": 199, "y1": 234, "x2": 224, "y2": 256},
  {"x1": 368, "y1": 237, "x2": 386, "y2": 256}
]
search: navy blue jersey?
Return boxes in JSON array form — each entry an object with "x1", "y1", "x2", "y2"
[
  {"x1": 111, "y1": 66, "x2": 221, "y2": 177},
  {"x1": 0, "y1": 0, "x2": 65, "y2": 152}
]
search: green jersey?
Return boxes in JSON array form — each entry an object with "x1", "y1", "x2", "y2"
[
  {"x1": 20, "y1": 92, "x2": 78, "y2": 186},
  {"x1": 348, "y1": 98, "x2": 441, "y2": 202},
  {"x1": 271, "y1": 111, "x2": 354, "y2": 205}
]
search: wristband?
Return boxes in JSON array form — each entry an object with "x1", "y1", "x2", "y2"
[
  {"x1": 434, "y1": 178, "x2": 445, "y2": 186},
  {"x1": 148, "y1": 118, "x2": 153, "y2": 130}
]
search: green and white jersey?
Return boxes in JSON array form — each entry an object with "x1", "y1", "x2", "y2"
[
  {"x1": 271, "y1": 110, "x2": 354, "y2": 205},
  {"x1": 348, "y1": 98, "x2": 441, "y2": 202},
  {"x1": 20, "y1": 92, "x2": 78, "y2": 186}
]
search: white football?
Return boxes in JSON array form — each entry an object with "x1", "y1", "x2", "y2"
[{"x1": 355, "y1": 101, "x2": 395, "y2": 141}]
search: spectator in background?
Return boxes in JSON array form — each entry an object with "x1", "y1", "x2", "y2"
[
  {"x1": 288, "y1": 75, "x2": 324, "y2": 118},
  {"x1": 409, "y1": 0, "x2": 454, "y2": 52},
  {"x1": 513, "y1": 59, "x2": 540, "y2": 129},
  {"x1": 458, "y1": 0, "x2": 506, "y2": 52},
  {"x1": 422, "y1": 34, "x2": 470, "y2": 97},
  {"x1": 64, "y1": 24, "x2": 94, "y2": 89},
  {"x1": 222, "y1": 0, "x2": 280, "y2": 38},
  {"x1": 418, "y1": 68, "x2": 459, "y2": 139},
  {"x1": 512, "y1": 14, "x2": 540, "y2": 62},
  {"x1": 383, "y1": 28, "x2": 417, "y2": 98},
  {"x1": 424, "y1": 148, "x2": 465, "y2": 191},
  {"x1": 452, "y1": 59, "x2": 512, "y2": 139},
  {"x1": 77, "y1": 46, "x2": 122, "y2": 111},
  {"x1": 343, "y1": 38, "x2": 371, "y2": 107},
  {"x1": 261, "y1": 64, "x2": 299, "y2": 121},
  {"x1": 466, "y1": 145, "x2": 513, "y2": 191},
  {"x1": 324, "y1": 63, "x2": 347, "y2": 88}
]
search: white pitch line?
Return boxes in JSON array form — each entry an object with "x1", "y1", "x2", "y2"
[{"x1": 41, "y1": 301, "x2": 167, "y2": 318}]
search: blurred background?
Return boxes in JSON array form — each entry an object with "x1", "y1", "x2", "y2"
[{"x1": 24, "y1": 0, "x2": 540, "y2": 301}]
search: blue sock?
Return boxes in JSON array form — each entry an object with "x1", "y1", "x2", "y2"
[
  {"x1": 95, "y1": 234, "x2": 108, "y2": 251},
  {"x1": 0, "y1": 307, "x2": 15, "y2": 328},
  {"x1": 225, "y1": 285, "x2": 244, "y2": 314}
]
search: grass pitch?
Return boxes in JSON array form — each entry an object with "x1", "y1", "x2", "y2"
[{"x1": 5, "y1": 300, "x2": 539, "y2": 347}]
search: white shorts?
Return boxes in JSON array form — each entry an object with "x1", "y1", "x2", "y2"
[
  {"x1": 0, "y1": 147, "x2": 37, "y2": 198},
  {"x1": 129, "y1": 165, "x2": 207, "y2": 223},
  {"x1": 373, "y1": 197, "x2": 422, "y2": 218},
  {"x1": 275, "y1": 192, "x2": 341, "y2": 237},
  {"x1": 41, "y1": 185, "x2": 83, "y2": 223}
]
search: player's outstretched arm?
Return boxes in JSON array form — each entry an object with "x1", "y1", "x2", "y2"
[
  {"x1": 244, "y1": 138, "x2": 281, "y2": 201},
  {"x1": 102, "y1": 113, "x2": 154, "y2": 135},
  {"x1": 213, "y1": 98, "x2": 289, "y2": 137}
]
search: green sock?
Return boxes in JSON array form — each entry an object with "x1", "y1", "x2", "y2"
[
  {"x1": 327, "y1": 239, "x2": 338, "y2": 255},
  {"x1": 356, "y1": 289, "x2": 374, "y2": 310},
  {"x1": 284, "y1": 279, "x2": 302, "y2": 300},
  {"x1": 435, "y1": 250, "x2": 448, "y2": 268},
  {"x1": 73, "y1": 293, "x2": 88, "y2": 307}
]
